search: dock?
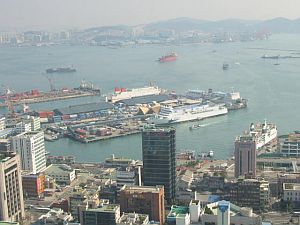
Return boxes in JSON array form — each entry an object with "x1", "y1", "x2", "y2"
[
  {"x1": 0, "y1": 90, "x2": 100, "y2": 107},
  {"x1": 68, "y1": 130, "x2": 141, "y2": 143}
]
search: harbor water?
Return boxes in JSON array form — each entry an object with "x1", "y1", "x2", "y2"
[{"x1": 1, "y1": 34, "x2": 300, "y2": 162}]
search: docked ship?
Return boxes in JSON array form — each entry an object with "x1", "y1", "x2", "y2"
[
  {"x1": 147, "y1": 104, "x2": 228, "y2": 125},
  {"x1": 158, "y1": 52, "x2": 177, "y2": 62},
  {"x1": 236, "y1": 120, "x2": 278, "y2": 149},
  {"x1": 46, "y1": 67, "x2": 76, "y2": 73},
  {"x1": 108, "y1": 86, "x2": 161, "y2": 103}
]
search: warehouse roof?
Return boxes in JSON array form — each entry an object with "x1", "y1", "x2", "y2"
[
  {"x1": 117, "y1": 94, "x2": 171, "y2": 106},
  {"x1": 54, "y1": 102, "x2": 113, "y2": 115}
]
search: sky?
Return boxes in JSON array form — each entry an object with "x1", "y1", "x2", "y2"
[{"x1": 1, "y1": 0, "x2": 300, "y2": 30}]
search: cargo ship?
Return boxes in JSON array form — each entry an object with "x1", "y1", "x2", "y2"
[
  {"x1": 108, "y1": 86, "x2": 161, "y2": 103},
  {"x1": 46, "y1": 67, "x2": 76, "y2": 73},
  {"x1": 158, "y1": 52, "x2": 177, "y2": 62},
  {"x1": 146, "y1": 104, "x2": 228, "y2": 125}
]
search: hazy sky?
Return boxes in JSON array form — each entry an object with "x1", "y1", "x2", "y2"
[{"x1": 1, "y1": 0, "x2": 300, "y2": 30}]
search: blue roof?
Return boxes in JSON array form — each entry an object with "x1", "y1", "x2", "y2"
[{"x1": 208, "y1": 195, "x2": 220, "y2": 203}]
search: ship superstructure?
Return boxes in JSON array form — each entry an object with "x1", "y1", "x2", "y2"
[
  {"x1": 147, "y1": 103, "x2": 228, "y2": 125},
  {"x1": 237, "y1": 120, "x2": 277, "y2": 149},
  {"x1": 108, "y1": 86, "x2": 161, "y2": 103}
]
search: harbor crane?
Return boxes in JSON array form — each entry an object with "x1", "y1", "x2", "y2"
[{"x1": 45, "y1": 75, "x2": 56, "y2": 91}]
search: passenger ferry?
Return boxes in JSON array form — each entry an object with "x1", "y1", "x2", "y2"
[{"x1": 146, "y1": 104, "x2": 228, "y2": 125}]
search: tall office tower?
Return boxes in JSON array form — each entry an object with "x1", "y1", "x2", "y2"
[
  {"x1": 0, "y1": 152, "x2": 25, "y2": 222},
  {"x1": 11, "y1": 131, "x2": 46, "y2": 174},
  {"x1": 142, "y1": 127, "x2": 176, "y2": 203}
]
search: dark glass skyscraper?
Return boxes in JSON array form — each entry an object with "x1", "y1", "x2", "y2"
[{"x1": 142, "y1": 127, "x2": 176, "y2": 203}]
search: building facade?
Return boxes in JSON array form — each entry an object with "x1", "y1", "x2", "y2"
[
  {"x1": 11, "y1": 131, "x2": 46, "y2": 174},
  {"x1": 81, "y1": 205, "x2": 120, "y2": 225},
  {"x1": 281, "y1": 132, "x2": 300, "y2": 157},
  {"x1": 283, "y1": 183, "x2": 300, "y2": 202},
  {"x1": 227, "y1": 178, "x2": 270, "y2": 212},
  {"x1": 0, "y1": 116, "x2": 5, "y2": 130},
  {"x1": 22, "y1": 173, "x2": 45, "y2": 198},
  {"x1": 119, "y1": 185, "x2": 165, "y2": 225},
  {"x1": 234, "y1": 136, "x2": 257, "y2": 178},
  {"x1": 44, "y1": 164, "x2": 75, "y2": 185},
  {"x1": 0, "y1": 153, "x2": 25, "y2": 222},
  {"x1": 142, "y1": 127, "x2": 176, "y2": 203}
]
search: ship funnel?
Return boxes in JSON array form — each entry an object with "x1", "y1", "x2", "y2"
[{"x1": 250, "y1": 123, "x2": 255, "y2": 131}]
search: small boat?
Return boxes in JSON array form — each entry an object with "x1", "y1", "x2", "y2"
[
  {"x1": 189, "y1": 124, "x2": 204, "y2": 130},
  {"x1": 198, "y1": 150, "x2": 214, "y2": 159},
  {"x1": 223, "y1": 63, "x2": 229, "y2": 70}
]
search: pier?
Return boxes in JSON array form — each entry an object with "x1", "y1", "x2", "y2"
[{"x1": 0, "y1": 90, "x2": 100, "y2": 107}]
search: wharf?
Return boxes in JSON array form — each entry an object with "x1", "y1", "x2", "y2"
[
  {"x1": 69, "y1": 130, "x2": 141, "y2": 143},
  {"x1": 0, "y1": 91, "x2": 98, "y2": 106}
]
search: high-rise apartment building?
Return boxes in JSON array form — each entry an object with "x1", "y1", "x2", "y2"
[
  {"x1": 0, "y1": 152, "x2": 25, "y2": 222},
  {"x1": 11, "y1": 131, "x2": 46, "y2": 174},
  {"x1": 142, "y1": 127, "x2": 176, "y2": 203}
]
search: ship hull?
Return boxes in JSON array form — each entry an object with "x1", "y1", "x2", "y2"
[
  {"x1": 147, "y1": 105, "x2": 228, "y2": 125},
  {"x1": 159, "y1": 56, "x2": 177, "y2": 63}
]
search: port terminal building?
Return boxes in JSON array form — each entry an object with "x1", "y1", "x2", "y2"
[{"x1": 53, "y1": 102, "x2": 114, "y2": 118}]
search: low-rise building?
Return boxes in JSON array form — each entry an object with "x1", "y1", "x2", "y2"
[
  {"x1": 119, "y1": 185, "x2": 165, "y2": 225},
  {"x1": 283, "y1": 183, "x2": 300, "y2": 202},
  {"x1": 38, "y1": 208, "x2": 73, "y2": 225},
  {"x1": 166, "y1": 205, "x2": 190, "y2": 225},
  {"x1": 44, "y1": 164, "x2": 75, "y2": 185},
  {"x1": 105, "y1": 155, "x2": 136, "y2": 168},
  {"x1": 81, "y1": 204, "x2": 120, "y2": 225},
  {"x1": 201, "y1": 200, "x2": 262, "y2": 225},
  {"x1": 281, "y1": 132, "x2": 300, "y2": 157},
  {"x1": 69, "y1": 187, "x2": 99, "y2": 222},
  {"x1": 22, "y1": 173, "x2": 45, "y2": 198},
  {"x1": 277, "y1": 173, "x2": 300, "y2": 195},
  {"x1": 117, "y1": 212, "x2": 150, "y2": 225},
  {"x1": 226, "y1": 178, "x2": 270, "y2": 212}
]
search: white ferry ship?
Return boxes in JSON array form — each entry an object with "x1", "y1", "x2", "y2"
[
  {"x1": 249, "y1": 120, "x2": 277, "y2": 149},
  {"x1": 147, "y1": 104, "x2": 228, "y2": 125},
  {"x1": 108, "y1": 86, "x2": 161, "y2": 103}
]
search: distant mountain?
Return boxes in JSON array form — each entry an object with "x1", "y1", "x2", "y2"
[
  {"x1": 142, "y1": 17, "x2": 300, "y2": 33},
  {"x1": 83, "y1": 17, "x2": 300, "y2": 34},
  {"x1": 254, "y1": 17, "x2": 300, "y2": 33}
]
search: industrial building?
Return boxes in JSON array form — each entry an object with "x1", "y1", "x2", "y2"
[{"x1": 54, "y1": 102, "x2": 114, "y2": 117}]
